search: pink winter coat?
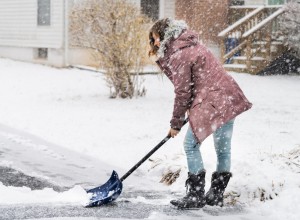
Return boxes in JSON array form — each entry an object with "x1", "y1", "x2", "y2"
[{"x1": 156, "y1": 30, "x2": 252, "y2": 143}]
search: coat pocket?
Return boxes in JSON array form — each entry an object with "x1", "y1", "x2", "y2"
[
  {"x1": 206, "y1": 89, "x2": 230, "y2": 114},
  {"x1": 190, "y1": 89, "x2": 208, "y2": 109},
  {"x1": 202, "y1": 102, "x2": 220, "y2": 121},
  {"x1": 191, "y1": 101, "x2": 202, "y2": 109}
]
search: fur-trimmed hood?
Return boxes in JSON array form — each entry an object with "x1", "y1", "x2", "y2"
[
  {"x1": 157, "y1": 19, "x2": 189, "y2": 58},
  {"x1": 157, "y1": 19, "x2": 198, "y2": 58}
]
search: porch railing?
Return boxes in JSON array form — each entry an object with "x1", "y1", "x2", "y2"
[{"x1": 218, "y1": 6, "x2": 286, "y2": 74}]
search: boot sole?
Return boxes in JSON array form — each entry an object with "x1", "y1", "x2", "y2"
[
  {"x1": 206, "y1": 200, "x2": 223, "y2": 207},
  {"x1": 176, "y1": 206, "x2": 203, "y2": 210},
  {"x1": 170, "y1": 203, "x2": 206, "y2": 210}
]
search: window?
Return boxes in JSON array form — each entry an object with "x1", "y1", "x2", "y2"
[
  {"x1": 268, "y1": 0, "x2": 285, "y2": 4},
  {"x1": 230, "y1": 0, "x2": 245, "y2": 5},
  {"x1": 38, "y1": 0, "x2": 51, "y2": 26},
  {"x1": 141, "y1": 0, "x2": 159, "y2": 21},
  {"x1": 37, "y1": 48, "x2": 48, "y2": 59}
]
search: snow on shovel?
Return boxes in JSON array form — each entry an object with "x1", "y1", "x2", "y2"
[{"x1": 85, "y1": 118, "x2": 189, "y2": 207}]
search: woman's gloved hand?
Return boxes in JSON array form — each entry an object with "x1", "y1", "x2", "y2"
[{"x1": 168, "y1": 128, "x2": 180, "y2": 138}]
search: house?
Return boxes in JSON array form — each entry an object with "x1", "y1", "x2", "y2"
[
  {"x1": 0, "y1": 0, "x2": 176, "y2": 68},
  {"x1": 175, "y1": 0, "x2": 293, "y2": 73},
  {"x1": 175, "y1": 0, "x2": 288, "y2": 47},
  {"x1": 0, "y1": 0, "x2": 69, "y2": 67},
  {"x1": 0, "y1": 0, "x2": 293, "y2": 73}
]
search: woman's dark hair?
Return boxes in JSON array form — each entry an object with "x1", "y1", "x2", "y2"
[{"x1": 148, "y1": 18, "x2": 170, "y2": 56}]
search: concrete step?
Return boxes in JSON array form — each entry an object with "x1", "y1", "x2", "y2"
[
  {"x1": 224, "y1": 64, "x2": 247, "y2": 69},
  {"x1": 233, "y1": 56, "x2": 265, "y2": 61},
  {"x1": 223, "y1": 63, "x2": 258, "y2": 73}
]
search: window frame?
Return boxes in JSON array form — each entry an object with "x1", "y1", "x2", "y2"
[
  {"x1": 141, "y1": 0, "x2": 160, "y2": 21},
  {"x1": 37, "y1": 0, "x2": 51, "y2": 26}
]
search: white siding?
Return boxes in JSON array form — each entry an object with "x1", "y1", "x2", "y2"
[
  {"x1": 161, "y1": 0, "x2": 175, "y2": 19},
  {"x1": 245, "y1": 0, "x2": 266, "y2": 5},
  {"x1": 0, "y1": 0, "x2": 64, "y2": 48},
  {"x1": 127, "y1": 0, "x2": 141, "y2": 7}
]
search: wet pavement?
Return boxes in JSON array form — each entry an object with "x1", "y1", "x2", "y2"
[
  {"x1": 0, "y1": 166, "x2": 244, "y2": 219},
  {"x1": 0, "y1": 166, "x2": 65, "y2": 192},
  {"x1": 0, "y1": 124, "x2": 245, "y2": 220}
]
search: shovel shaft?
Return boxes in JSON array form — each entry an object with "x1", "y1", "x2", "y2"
[{"x1": 120, "y1": 118, "x2": 189, "y2": 182}]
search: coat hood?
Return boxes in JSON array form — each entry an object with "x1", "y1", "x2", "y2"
[{"x1": 157, "y1": 19, "x2": 198, "y2": 58}]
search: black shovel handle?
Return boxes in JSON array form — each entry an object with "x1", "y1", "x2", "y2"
[{"x1": 120, "y1": 118, "x2": 189, "y2": 182}]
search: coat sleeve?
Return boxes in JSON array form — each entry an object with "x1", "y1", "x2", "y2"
[{"x1": 169, "y1": 48, "x2": 199, "y2": 130}]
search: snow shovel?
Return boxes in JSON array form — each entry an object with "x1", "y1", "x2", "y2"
[{"x1": 85, "y1": 118, "x2": 189, "y2": 207}]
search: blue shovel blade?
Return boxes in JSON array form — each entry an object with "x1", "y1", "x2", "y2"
[{"x1": 85, "y1": 170, "x2": 123, "y2": 207}]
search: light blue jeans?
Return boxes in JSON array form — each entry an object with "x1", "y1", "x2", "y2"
[{"x1": 184, "y1": 119, "x2": 234, "y2": 174}]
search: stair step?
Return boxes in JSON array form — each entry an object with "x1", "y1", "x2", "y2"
[
  {"x1": 233, "y1": 56, "x2": 265, "y2": 61},
  {"x1": 251, "y1": 48, "x2": 269, "y2": 53},
  {"x1": 224, "y1": 64, "x2": 258, "y2": 69},
  {"x1": 253, "y1": 41, "x2": 283, "y2": 45},
  {"x1": 224, "y1": 64, "x2": 247, "y2": 69},
  {"x1": 271, "y1": 41, "x2": 284, "y2": 45}
]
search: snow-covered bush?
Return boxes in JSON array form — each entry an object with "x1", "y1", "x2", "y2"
[
  {"x1": 279, "y1": 1, "x2": 300, "y2": 58},
  {"x1": 69, "y1": 0, "x2": 151, "y2": 98},
  {"x1": 148, "y1": 153, "x2": 187, "y2": 185}
]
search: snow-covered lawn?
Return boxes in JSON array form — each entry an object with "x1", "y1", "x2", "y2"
[{"x1": 0, "y1": 58, "x2": 299, "y2": 219}]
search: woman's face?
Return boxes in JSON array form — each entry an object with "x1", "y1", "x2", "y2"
[{"x1": 152, "y1": 33, "x2": 160, "y2": 48}]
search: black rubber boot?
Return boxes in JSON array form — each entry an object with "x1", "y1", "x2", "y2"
[
  {"x1": 170, "y1": 170, "x2": 206, "y2": 209},
  {"x1": 205, "y1": 171, "x2": 232, "y2": 207}
]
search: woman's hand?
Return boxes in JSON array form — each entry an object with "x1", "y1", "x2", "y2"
[{"x1": 168, "y1": 128, "x2": 179, "y2": 138}]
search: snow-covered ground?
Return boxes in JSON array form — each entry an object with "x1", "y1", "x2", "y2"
[{"x1": 0, "y1": 58, "x2": 299, "y2": 219}]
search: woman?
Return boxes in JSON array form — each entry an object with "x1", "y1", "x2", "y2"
[{"x1": 149, "y1": 18, "x2": 252, "y2": 209}]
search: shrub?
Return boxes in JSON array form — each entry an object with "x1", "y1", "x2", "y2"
[{"x1": 70, "y1": 0, "x2": 152, "y2": 98}]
